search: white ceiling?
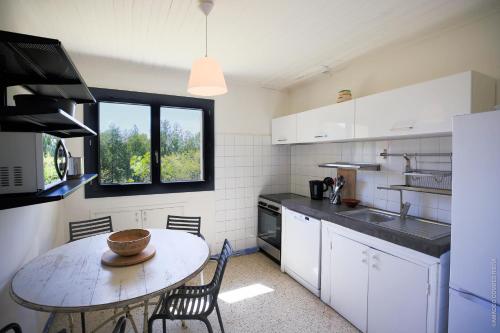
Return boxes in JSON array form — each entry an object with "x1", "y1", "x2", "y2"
[{"x1": 1, "y1": 0, "x2": 499, "y2": 90}]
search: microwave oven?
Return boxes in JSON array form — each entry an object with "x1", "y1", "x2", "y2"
[{"x1": 0, "y1": 132, "x2": 68, "y2": 194}]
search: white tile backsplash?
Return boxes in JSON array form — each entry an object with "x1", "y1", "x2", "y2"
[
  {"x1": 290, "y1": 136, "x2": 452, "y2": 224},
  {"x1": 216, "y1": 134, "x2": 453, "y2": 253},
  {"x1": 214, "y1": 134, "x2": 290, "y2": 252}
]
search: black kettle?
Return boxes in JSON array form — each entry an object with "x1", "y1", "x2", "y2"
[{"x1": 309, "y1": 180, "x2": 327, "y2": 200}]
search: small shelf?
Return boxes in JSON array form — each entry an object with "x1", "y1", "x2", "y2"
[
  {"x1": 0, "y1": 106, "x2": 96, "y2": 137},
  {"x1": 319, "y1": 162, "x2": 381, "y2": 171},
  {"x1": 0, "y1": 174, "x2": 97, "y2": 210},
  {"x1": 387, "y1": 185, "x2": 452, "y2": 196}
]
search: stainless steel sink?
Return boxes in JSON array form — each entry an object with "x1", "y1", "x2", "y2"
[
  {"x1": 339, "y1": 208, "x2": 451, "y2": 240},
  {"x1": 339, "y1": 208, "x2": 396, "y2": 223}
]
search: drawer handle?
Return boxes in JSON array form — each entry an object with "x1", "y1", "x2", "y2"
[
  {"x1": 372, "y1": 264, "x2": 379, "y2": 269},
  {"x1": 277, "y1": 139, "x2": 287, "y2": 142},
  {"x1": 314, "y1": 135, "x2": 326, "y2": 138},
  {"x1": 362, "y1": 259, "x2": 367, "y2": 264}
]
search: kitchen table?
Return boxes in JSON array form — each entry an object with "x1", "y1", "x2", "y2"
[{"x1": 10, "y1": 229, "x2": 210, "y2": 333}]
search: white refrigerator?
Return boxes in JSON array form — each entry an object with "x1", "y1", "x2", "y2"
[{"x1": 449, "y1": 110, "x2": 500, "y2": 332}]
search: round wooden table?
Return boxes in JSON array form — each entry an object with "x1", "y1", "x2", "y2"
[{"x1": 10, "y1": 229, "x2": 210, "y2": 332}]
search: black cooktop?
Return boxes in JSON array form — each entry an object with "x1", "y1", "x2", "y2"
[{"x1": 259, "y1": 193, "x2": 306, "y2": 204}]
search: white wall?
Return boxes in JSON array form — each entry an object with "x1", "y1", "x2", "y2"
[
  {"x1": 285, "y1": 10, "x2": 500, "y2": 115},
  {"x1": 61, "y1": 54, "x2": 288, "y2": 254},
  {"x1": 0, "y1": 202, "x2": 62, "y2": 331},
  {"x1": 214, "y1": 134, "x2": 290, "y2": 251}
]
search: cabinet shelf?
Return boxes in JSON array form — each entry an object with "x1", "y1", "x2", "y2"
[
  {"x1": 0, "y1": 106, "x2": 96, "y2": 137},
  {"x1": 319, "y1": 162, "x2": 381, "y2": 171},
  {"x1": 0, "y1": 174, "x2": 97, "y2": 210},
  {"x1": 0, "y1": 30, "x2": 95, "y2": 103}
]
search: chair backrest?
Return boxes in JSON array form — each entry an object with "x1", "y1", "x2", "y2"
[
  {"x1": 210, "y1": 239, "x2": 233, "y2": 296},
  {"x1": 0, "y1": 323, "x2": 22, "y2": 333},
  {"x1": 68, "y1": 216, "x2": 113, "y2": 242},
  {"x1": 166, "y1": 215, "x2": 201, "y2": 237}
]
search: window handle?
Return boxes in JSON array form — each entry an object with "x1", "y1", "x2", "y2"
[{"x1": 155, "y1": 151, "x2": 159, "y2": 164}]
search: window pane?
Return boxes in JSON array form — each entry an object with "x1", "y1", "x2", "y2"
[
  {"x1": 99, "y1": 102, "x2": 151, "y2": 185},
  {"x1": 160, "y1": 107, "x2": 203, "y2": 182}
]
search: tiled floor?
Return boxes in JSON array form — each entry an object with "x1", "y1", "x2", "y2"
[{"x1": 50, "y1": 252, "x2": 358, "y2": 333}]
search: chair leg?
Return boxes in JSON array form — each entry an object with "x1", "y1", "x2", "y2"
[
  {"x1": 162, "y1": 319, "x2": 166, "y2": 333},
  {"x1": 200, "y1": 318, "x2": 213, "y2": 333},
  {"x1": 215, "y1": 302, "x2": 225, "y2": 333},
  {"x1": 147, "y1": 317, "x2": 155, "y2": 333},
  {"x1": 80, "y1": 312, "x2": 86, "y2": 333}
]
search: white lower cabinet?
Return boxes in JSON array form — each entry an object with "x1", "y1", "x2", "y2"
[
  {"x1": 141, "y1": 206, "x2": 183, "y2": 229},
  {"x1": 367, "y1": 248, "x2": 428, "y2": 333},
  {"x1": 322, "y1": 221, "x2": 449, "y2": 333},
  {"x1": 94, "y1": 209, "x2": 141, "y2": 231},
  {"x1": 330, "y1": 233, "x2": 369, "y2": 332},
  {"x1": 92, "y1": 204, "x2": 184, "y2": 231}
]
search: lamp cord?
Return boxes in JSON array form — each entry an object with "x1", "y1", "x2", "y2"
[{"x1": 205, "y1": 15, "x2": 208, "y2": 57}]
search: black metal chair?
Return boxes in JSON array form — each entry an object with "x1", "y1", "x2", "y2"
[
  {"x1": 0, "y1": 317, "x2": 127, "y2": 333},
  {"x1": 148, "y1": 239, "x2": 233, "y2": 333},
  {"x1": 166, "y1": 215, "x2": 204, "y2": 239},
  {"x1": 68, "y1": 216, "x2": 113, "y2": 242},
  {"x1": 67, "y1": 216, "x2": 113, "y2": 332}
]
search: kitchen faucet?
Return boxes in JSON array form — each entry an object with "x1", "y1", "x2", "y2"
[{"x1": 377, "y1": 186, "x2": 411, "y2": 219}]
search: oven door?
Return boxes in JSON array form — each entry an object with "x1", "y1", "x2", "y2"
[{"x1": 258, "y1": 205, "x2": 281, "y2": 250}]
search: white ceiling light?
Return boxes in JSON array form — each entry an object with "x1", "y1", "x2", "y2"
[{"x1": 188, "y1": 0, "x2": 227, "y2": 97}]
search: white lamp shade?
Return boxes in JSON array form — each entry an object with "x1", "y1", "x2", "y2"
[{"x1": 188, "y1": 56, "x2": 228, "y2": 97}]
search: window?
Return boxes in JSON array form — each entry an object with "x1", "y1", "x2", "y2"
[
  {"x1": 99, "y1": 102, "x2": 151, "y2": 185},
  {"x1": 84, "y1": 88, "x2": 214, "y2": 198},
  {"x1": 160, "y1": 107, "x2": 203, "y2": 183}
]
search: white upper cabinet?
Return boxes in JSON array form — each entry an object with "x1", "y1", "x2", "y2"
[
  {"x1": 354, "y1": 71, "x2": 496, "y2": 139},
  {"x1": 272, "y1": 114, "x2": 297, "y2": 144},
  {"x1": 297, "y1": 100, "x2": 355, "y2": 143}
]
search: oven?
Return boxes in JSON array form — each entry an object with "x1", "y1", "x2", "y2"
[{"x1": 257, "y1": 197, "x2": 282, "y2": 262}]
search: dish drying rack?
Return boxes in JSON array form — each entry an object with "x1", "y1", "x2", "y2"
[{"x1": 380, "y1": 149, "x2": 452, "y2": 196}]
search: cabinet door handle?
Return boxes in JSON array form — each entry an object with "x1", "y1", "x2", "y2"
[
  {"x1": 277, "y1": 138, "x2": 287, "y2": 142},
  {"x1": 390, "y1": 125, "x2": 414, "y2": 131},
  {"x1": 371, "y1": 254, "x2": 378, "y2": 260},
  {"x1": 362, "y1": 259, "x2": 367, "y2": 264},
  {"x1": 371, "y1": 264, "x2": 379, "y2": 269}
]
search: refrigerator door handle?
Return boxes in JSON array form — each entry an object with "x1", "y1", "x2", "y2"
[{"x1": 451, "y1": 287, "x2": 499, "y2": 308}]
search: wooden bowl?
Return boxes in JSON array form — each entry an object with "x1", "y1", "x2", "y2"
[
  {"x1": 343, "y1": 198, "x2": 361, "y2": 208},
  {"x1": 107, "y1": 229, "x2": 151, "y2": 257}
]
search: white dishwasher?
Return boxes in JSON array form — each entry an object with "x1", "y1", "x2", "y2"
[{"x1": 282, "y1": 208, "x2": 321, "y2": 296}]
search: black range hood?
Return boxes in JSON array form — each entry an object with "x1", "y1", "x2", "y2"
[{"x1": 0, "y1": 30, "x2": 95, "y2": 103}]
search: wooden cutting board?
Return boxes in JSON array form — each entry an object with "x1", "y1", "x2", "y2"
[
  {"x1": 101, "y1": 245, "x2": 156, "y2": 267},
  {"x1": 337, "y1": 168, "x2": 356, "y2": 199}
]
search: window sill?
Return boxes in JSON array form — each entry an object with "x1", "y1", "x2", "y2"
[{"x1": 0, "y1": 174, "x2": 97, "y2": 210}]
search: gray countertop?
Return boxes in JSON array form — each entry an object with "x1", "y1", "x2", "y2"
[{"x1": 282, "y1": 197, "x2": 450, "y2": 257}]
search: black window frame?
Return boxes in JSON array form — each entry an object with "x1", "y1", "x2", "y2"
[{"x1": 84, "y1": 87, "x2": 214, "y2": 198}]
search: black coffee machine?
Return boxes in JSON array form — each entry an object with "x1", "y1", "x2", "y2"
[{"x1": 309, "y1": 180, "x2": 327, "y2": 200}]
